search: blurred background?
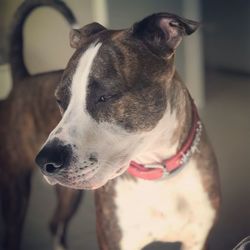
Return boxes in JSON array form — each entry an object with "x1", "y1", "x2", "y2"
[{"x1": 0, "y1": 0, "x2": 249, "y2": 249}]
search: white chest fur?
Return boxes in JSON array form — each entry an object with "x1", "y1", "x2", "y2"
[{"x1": 114, "y1": 160, "x2": 216, "y2": 250}]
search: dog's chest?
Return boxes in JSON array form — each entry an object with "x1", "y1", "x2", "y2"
[{"x1": 113, "y1": 160, "x2": 215, "y2": 250}]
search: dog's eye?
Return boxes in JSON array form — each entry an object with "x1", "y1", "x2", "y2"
[
  {"x1": 56, "y1": 99, "x2": 62, "y2": 106},
  {"x1": 56, "y1": 99, "x2": 64, "y2": 114},
  {"x1": 56, "y1": 99, "x2": 64, "y2": 112},
  {"x1": 98, "y1": 95, "x2": 113, "y2": 103}
]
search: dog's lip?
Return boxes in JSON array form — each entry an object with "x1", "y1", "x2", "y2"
[
  {"x1": 111, "y1": 164, "x2": 129, "y2": 179},
  {"x1": 74, "y1": 164, "x2": 129, "y2": 190},
  {"x1": 81, "y1": 163, "x2": 129, "y2": 188},
  {"x1": 46, "y1": 166, "x2": 99, "y2": 187},
  {"x1": 42, "y1": 163, "x2": 129, "y2": 189}
]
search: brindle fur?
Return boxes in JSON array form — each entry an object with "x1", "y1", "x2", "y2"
[
  {"x1": 0, "y1": 1, "x2": 83, "y2": 249},
  {"x1": 95, "y1": 183, "x2": 122, "y2": 250}
]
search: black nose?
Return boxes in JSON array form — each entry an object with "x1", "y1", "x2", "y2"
[{"x1": 35, "y1": 138, "x2": 72, "y2": 175}]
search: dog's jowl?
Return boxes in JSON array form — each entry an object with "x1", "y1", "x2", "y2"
[{"x1": 36, "y1": 13, "x2": 220, "y2": 250}]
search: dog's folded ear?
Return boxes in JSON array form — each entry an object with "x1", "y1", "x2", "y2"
[
  {"x1": 131, "y1": 13, "x2": 199, "y2": 57},
  {"x1": 70, "y1": 22, "x2": 106, "y2": 49}
]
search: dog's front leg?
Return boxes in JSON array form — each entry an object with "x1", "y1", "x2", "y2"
[
  {"x1": 1, "y1": 170, "x2": 32, "y2": 250},
  {"x1": 95, "y1": 184, "x2": 123, "y2": 250},
  {"x1": 49, "y1": 186, "x2": 83, "y2": 250}
]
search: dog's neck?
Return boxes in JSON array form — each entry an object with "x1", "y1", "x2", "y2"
[{"x1": 133, "y1": 71, "x2": 193, "y2": 166}]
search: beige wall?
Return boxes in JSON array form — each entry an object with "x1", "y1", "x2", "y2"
[
  {"x1": 1, "y1": 0, "x2": 94, "y2": 73},
  {"x1": 0, "y1": 0, "x2": 95, "y2": 98},
  {"x1": 0, "y1": 0, "x2": 204, "y2": 106}
]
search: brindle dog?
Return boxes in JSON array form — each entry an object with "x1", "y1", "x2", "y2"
[
  {"x1": 36, "y1": 12, "x2": 221, "y2": 250},
  {"x1": 0, "y1": 1, "x2": 83, "y2": 250}
]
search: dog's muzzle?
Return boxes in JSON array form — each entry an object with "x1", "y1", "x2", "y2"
[{"x1": 35, "y1": 138, "x2": 72, "y2": 176}]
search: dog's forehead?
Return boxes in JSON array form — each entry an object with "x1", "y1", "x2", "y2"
[
  {"x1": 55, "y1": 29, "x2": 169, "y2": 132},
  {"x1": 58, "y1": 30, "x2": 122, "y2": 87},
  {"x1": 58, "y1": 28, "x2": 168, "y2": 94},
  {"x1": 88, "y1": 30, "x2": 169, "y2": 88},
  {"x1": 56, "y1": 30, "x2": 129, "y2": 99}
]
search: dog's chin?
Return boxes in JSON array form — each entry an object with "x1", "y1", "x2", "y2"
[
  {"x1": 57, "y1": 176, "x2": 109, "y2": 190},
  {"x1": 43, "y1": 164, "x2": 129, "y2": 190},
  {"x1": 43, "y1": 173, "x2": 102, "y2": 189},
  {"x1": 43, "y1": 175, "x2": 59, "y2": 185}
]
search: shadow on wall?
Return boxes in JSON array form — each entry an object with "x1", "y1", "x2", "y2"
[{"x1": 202, "y1": 0, "x2": 250, "y2": 74}]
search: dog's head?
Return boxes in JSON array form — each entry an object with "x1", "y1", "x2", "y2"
[{"x1": 35, "y1": 13, "x2": 199, "y2": 189}]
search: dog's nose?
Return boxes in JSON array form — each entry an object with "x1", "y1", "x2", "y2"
[{"x1": 35, "y1": 138, "x2": 72, "y2": 175}]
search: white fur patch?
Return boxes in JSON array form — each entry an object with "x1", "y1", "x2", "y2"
[
  {"x1": 115, "y1": 160, "x2": 216, "y2": 250},
  {"x1": 132, "y1": 110, "x2": 179, "y2": 165},
  {"x1": 70, "y1": 43, "x2": 102, "y2": 116},
  {"x1": 49, "y1": 42, "x2": 102, "y2": 142}
]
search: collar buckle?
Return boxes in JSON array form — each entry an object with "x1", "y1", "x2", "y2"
[
  {"x1": 144, "y1": 163, "x2": 170, "y2": 178},
  {"x1": 144, "y1": 163, "x2": 165, "y2": 169}
]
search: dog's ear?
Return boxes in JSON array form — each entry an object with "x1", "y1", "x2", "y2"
[
  {"x1": 131, "y1": 13, "x2": 199, "y2": 57},
  {"x1": 70, "y1": 22, "x2": 106, "y2": 49}
]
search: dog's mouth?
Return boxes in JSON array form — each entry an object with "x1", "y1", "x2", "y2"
[
  {"x1": 43, "y1": 175, "x2": 59, "y2": 185},
  {"x1": 42, "y1": 163, "x2": 129, "y2": 190},
  {"x1": 42, "y1": 165, "x2": 99, "y2": 189}
]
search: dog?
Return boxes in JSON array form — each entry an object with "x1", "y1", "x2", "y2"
[
  {"x1": 35, "y1": 12, "x2": 221, "y2": 250},
  {"x1": 0, "y1": 1, "x2": 83, "y2": 249}
]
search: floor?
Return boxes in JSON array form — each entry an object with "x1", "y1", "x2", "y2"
[{"x1": 1, "y1": 70, "x2": 250, "y2": 250}]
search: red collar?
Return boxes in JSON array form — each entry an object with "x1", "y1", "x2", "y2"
[{"x1": 127, "y1": 101, "x2": 202, "y2": 180}]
